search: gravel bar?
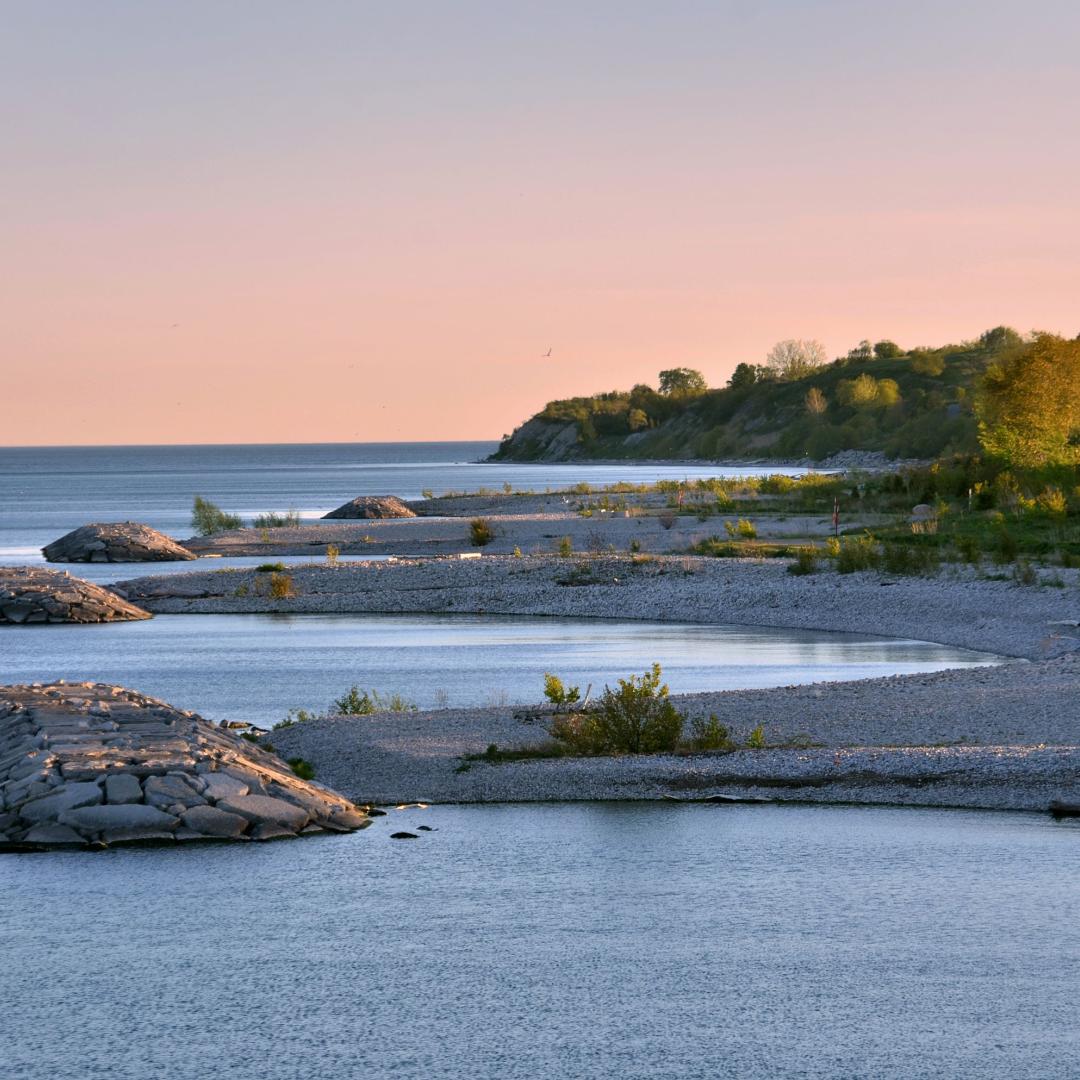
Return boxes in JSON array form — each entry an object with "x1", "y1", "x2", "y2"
[{"x1": 116, "y1": 555, "x2": 1080, "y2": 810}]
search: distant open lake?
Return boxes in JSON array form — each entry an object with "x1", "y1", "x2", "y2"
[
  {"x1": 3, "y1": 802, "x2": 1077, "y2": 1080},
  {"x1": 0, "y1": 441, "x2": 821, "y2": 558},
  {"x1": 0, "y1": 613, "x2": 998, "y2": 722}
]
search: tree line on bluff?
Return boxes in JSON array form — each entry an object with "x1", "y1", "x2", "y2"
[{"x1": 495, "y1": 327, "x2": 1080, "y2": 467}]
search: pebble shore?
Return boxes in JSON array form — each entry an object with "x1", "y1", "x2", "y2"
[{"x1": 116, "y1": 555, "x2": 1080, "y2": 811}]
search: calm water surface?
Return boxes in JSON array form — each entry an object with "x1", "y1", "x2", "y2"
[
  {"x1": 0, "y1": 613, "x2": 998, "y2": 721},
  {"x1": 0, "y1": 441, "x2": 820, "y2": 557},
  {"x1": 3, "y1": 803, "x2": 1078, "y2": 1080}
]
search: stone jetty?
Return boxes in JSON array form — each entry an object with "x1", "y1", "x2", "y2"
[
  {"x1": 0, "y1": 682, "x2": 371, "y2": 850},
  {"x1": 323, "y1": 495, "x2": 416, "y2": 519},
  {"x1": 0, "y1": 567, "x2": 151, "y2": 624},
  {"x1": 43, "y1": 521, "x2": 196, "y2": 562}
]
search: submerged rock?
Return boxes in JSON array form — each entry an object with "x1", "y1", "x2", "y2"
[
  {"x1": 0, "y1": 567, "x2": 152, "y2": 625},
  {"x1": 322, "y1": 495, "x2": 416, "y2": 520},
  {"x1": 43, "y1": 521, "x2": 196, "y2": 563},
  {"x1": 0, "y1": 682, "x2": 372, "y2": 851}
]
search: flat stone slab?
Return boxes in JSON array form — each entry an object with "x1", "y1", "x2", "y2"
[
  {"x1": 0, "y1": 682, "x2": 371, "y2": 851},
  {"x1": 43, "y1": 522, "x2": 196, "y2": 563},
  {"x1": 0, "y1": 568, "x2": 151, "y2": 625}
]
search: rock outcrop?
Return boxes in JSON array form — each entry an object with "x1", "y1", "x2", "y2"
[
  {"x1": 43, "y1": 522, "x2": 196, "y2": 563},
  {"x1": 323, "y1": 495, "x2": 416, "y2": 520},
  {"x1": 0, "y1": 568, "x2": 151, "y2": 624},
  {"x1": 0, "y1": 682, "x2": 371, "y2": 851}
]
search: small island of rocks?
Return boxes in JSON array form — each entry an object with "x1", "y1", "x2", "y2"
[
  {"x1": 322, "y1": 494, "x2": 416, "y2": 519},
  {"x1": 43, "y1": 521, "x2": 196, "y2": 563},
  {"x1": 0, "y1": 682, "x2": 371, "y2": 851},
  {"x1": 0, "y1": 567, "x2": 151, "y2": 624}
]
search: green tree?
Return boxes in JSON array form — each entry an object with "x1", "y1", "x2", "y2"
[
  {"x1": 874, "y1": 340, "x2": 903, "y2": 359},
  {"x1": 846, "y1": 339, "x2": 874, "y2": 363},
  {"x1": 979, "y1": 326, "x2": 1024, "y2": 353},
  {"x1": 837, "y1": 373, "x2": 880, "y2": 407},
  {"x1": 727, "y1": 362, "x2": 757, "y2": 390},
  {"x1": 975, "y1": 333, "x2": 1080, "y2": 465},
  {"x1": 627, "y1": 408, "x2": 650, "y2": 432},
  {"x1": 909, "y1": 349, "x2": 945, "y2": 376},
  {"x1": 658, "y1": 368, "x2": 707, "y2": 396}
]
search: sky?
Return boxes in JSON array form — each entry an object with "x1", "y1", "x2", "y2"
[{"x1": 2, "y1": 1, "x2": 1079, "y2": 446}]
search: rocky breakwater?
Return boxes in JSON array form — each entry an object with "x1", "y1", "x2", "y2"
[
  {"x1": 323, "y1": 495, "x2": 416, "y2": 519},
  {"x1": 0, "y1": 567, "x2": 151, "y2": 624},
  {"x1": 43, "y1": 521, "x2": 196, "y2": 562},
  {"x1": 0, "y1": 682, "x2": 371, "y2": 851}
]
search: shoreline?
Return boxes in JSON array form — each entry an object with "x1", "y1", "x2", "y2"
[{"x1": 110, "y1": 555, "x2": 1080, "y2": 812}]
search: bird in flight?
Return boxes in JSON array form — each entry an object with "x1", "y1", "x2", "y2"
[{"x1": 542, "y1": 347, "x2": 552, "y2": 358}]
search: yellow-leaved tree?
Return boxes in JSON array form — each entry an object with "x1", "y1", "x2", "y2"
[{"x1": 976, "y1": 333, "x2": 1080, "y2": 466}]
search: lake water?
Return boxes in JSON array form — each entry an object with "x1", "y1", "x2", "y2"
[
  {"x1": 0, "y1": 441, "x2": 820, "y2": 559},
  {"x1": 0, "y1": 613, "x2": 998, "y2": 722},
  {"x1": 3, "y1": 802, "x2": 1078, "y2": 1080}
]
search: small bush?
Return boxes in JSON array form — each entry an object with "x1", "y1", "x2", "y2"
[
  {"x1": 955, "y1": 534, "x2": 981, "y2": 564},
  {"x1": 469, "y1": 518, "x2": 494, "y2": 546},
  {"x1": 881, "y1": 543, "x2": 938, "y2": 576},
  {"x1": 253, "y1": 509, "x2": 301, "y2": 529},
  {"x1": 543, "y1": 673, "x2": 581, "y2": 710},
  {"x1": 512, "y1": 545, "x2": 523, "y2": 558},
  {"x1": 268, "y1": 572, "x2": 296, "y2": 599},
  {"x1": 557, "y1": 536, "x2": 573, "y2": 557},
  {"x1": 256, "y1": 562, "x2": 285, "y2": 572},
  {"x1": 191, "y1": 495, "x2": 243, "y2": 536},
  {"x1": 332, "y1": 685, "x2": 417, "y2": 715},
  {"x1": 787, "y1": 546, "x2": 819, "y2": 576},
  {"x1": 550, "y1": 663, "x2": 684, "y2": 755},
  {"x1": 657, "y1": 509, "x2": 678, "y2": 530},
  {"x1": 326, "y1": 544, "x2": 340, "y2": 567},
  {"x1": 995, "y1": 527, "x2": 1019, "y2": 564},
  {"x1": 274, "y1": 707, "x2": 319, "y2": 730},
  {"x1": 1013, "y1": 560, "x2": 1037, "y2": 586},
  {"x1": 287, "y1": 757, "x2": 316, "y2": 780},
  {"x1": 746, "y1": 725, "x2": 767, "y2": 749},
  {"x1": 629, "y1": 539, "x2": 641, "y2": 554},
  {"x1": 687, "y1": 714, "x2": 733, "y2": 751},
  {"x1": 836, "y1": 534, "x2": 880, "y2": 573}
]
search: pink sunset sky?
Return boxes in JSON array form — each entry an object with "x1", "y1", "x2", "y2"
[{"x1": 3, "y1": 1, "x2": 1079, "y2": 446}]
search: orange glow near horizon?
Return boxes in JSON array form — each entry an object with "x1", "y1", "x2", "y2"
[{"x1": 3, "y1": 3, "x2": 1079, "y2": 446}]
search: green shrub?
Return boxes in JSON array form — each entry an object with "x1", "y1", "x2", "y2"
[
  {"x1": 881, "y1": 543, "x2": 939, "y2": 576},
  {"x1": 256, "y1": 562, "x2": 286, "y2": 572},
  {"x1": 331, "y1": 686, "x2": 417, "y2": 715},
  {"x1": 1013, "y1": 560, "x2": 1037, "y2": 586},
  {"x1": 550, "y1": 663, "x2": 684, "y2": 754},
  {"x1": 543, "y1": 673, "x2": 581, "y2": 710},
  {"x1": 746, "y1": 724, "x2": 767, "y2": 749},
  {"x1": 787, "y1": 546, "x2": 819, "y2": 576},
  {"x1": 557, "y1": 536, "x2": 573, "y2": 557},
  {"x1": 191, "y1": 495, "x2": 243, "y2": 535},
  {"x1": 326, "y1": 544, "x2": 340, "y2": 567},
  {"x1": 955, "y1": 534, "x2": 981, "y2": 564},
  {"x1": 469, "y1": 518, "x2": 494, "y2": 546},
  {"x1": 287, "y1": 757, "x2": 316, "y2": 780},
  {"x1": 687, "y1": 714, "x2": 733, "y2": 751},
  {"x1": 253, "y1": 509, "x2": 301, "y2": 529},
  {"x1": 836, "y1": 534, "x2": 880, "y2": 573}
]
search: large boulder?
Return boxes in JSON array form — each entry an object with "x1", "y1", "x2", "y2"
[
  {"x1": 322, "y1": 495, "x2": 416, "y2": 520},
  {"x1": 0, "y1": 567, "x2": 151, "y2": 624},
  {"x1": 0, "y1": 682, "x2": 372, "y2": 851},
  {"x1": 43, "y1": 522, "x2": 196, "y2": 563}
]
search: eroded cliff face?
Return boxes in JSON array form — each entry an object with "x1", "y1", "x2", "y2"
[{"x1": 490, "y1": 418, "x2": 585, "y2": 461}]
